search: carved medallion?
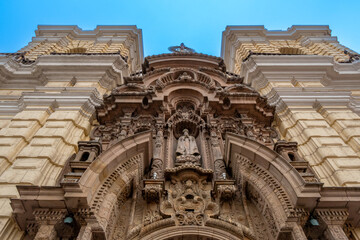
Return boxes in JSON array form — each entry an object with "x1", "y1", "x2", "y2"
[{"x1": 160, "y1": 167, "x2": 218, "y2": 226}]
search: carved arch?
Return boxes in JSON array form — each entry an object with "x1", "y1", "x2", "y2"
[
  {"x1": 224, "y1": 133, "x2": 321, "y2": 239},
  {"x1": 75, "y1": 131, "x2": 153, "y2": 239},
  {"x1": 79, "y1": 131, "x2": 152, "y2": 200}
]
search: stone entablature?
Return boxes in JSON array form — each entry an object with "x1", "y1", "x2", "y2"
[
  {"x1": 222, "y1": 25, "x2": 356, "y2": 74},
  {"x1": 16, "y1": 25, "x2": 143, "y2": 72}
]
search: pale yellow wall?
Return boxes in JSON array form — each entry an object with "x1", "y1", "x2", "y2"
[
  {"x1": 0, "y1": 81, "x2": 110, "y2": 239},
  {"x1": 232, "y1": 38, "x2": 360, "y2": 187},
  {"x1": 234, "y1": 40, "x2": 349, "y2": 74},
  {"x1": 231, "y1": 34, "x2": 360, "y2": 237},
  {"x1": 0, "y1": 25, "x2": 141, "y2": 239},
  {"x1": 275, "y1": 106, "x2": 360, "y2": 187},
  {"x1": 23, "y1": 38, "x2": 130, "y2": 61}
]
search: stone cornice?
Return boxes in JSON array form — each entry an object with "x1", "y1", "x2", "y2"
[
  {"x1": 242, "y1": 56, "x2": 360, "y2": 83},
  {"x1": 0, "y1": 88, "x2": 103, "y2": 121},
  {"x1": 223, "y1": 25, "x2": 332, "y2": 40},
  {"x1": 18, "y1": 25, "x2": 143, "y2": 72},
  {"x1": 221, "y1": 25, "x2": 358, "y2": 73},
  {"x1": 34, "y1": 25, "x2": 141, "y2": 40},
  {"x1": 240, "y1": 55, "x2": 360, "y2": 113},
  {"x1": 0, "y1": 54, "x2": 128, "y2": 88}
]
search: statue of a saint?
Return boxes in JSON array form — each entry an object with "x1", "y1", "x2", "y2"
[{"x1": 175, "y1": 129, "x2": 200, "y2": 165}]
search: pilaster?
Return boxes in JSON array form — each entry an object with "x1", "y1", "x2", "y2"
[
  {"x1": 33, "y1": 208, "x2": 67, "y2": 240},
  {"x1": 315, "y1": 208, "x2": 349, "y2": 240}
]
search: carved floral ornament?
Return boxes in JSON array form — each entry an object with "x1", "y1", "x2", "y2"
[{"x1": 10, "y1": 53, "x2": 360, "y2": 240}]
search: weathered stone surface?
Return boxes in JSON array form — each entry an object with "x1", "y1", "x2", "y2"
[{"x1": 2, "y1": 25, "x2": 360, "y2": 240}]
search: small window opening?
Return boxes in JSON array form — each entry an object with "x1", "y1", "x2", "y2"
[
  {"x1": 288, "y1": 152, "x2": 295, "y2": 161},
  {"x1": 80, "y1": 152, "x2": 90, "y2": 162}
]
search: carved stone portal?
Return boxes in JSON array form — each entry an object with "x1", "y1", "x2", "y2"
[{"x1": 12, "y1": 52, "x2": 351, "y2": 240}]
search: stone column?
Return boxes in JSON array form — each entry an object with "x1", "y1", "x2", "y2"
[
  {"x1": 287, "y1": 222, "x2": 307, "y2": 240},
  {"x1": 76, "y1": 224, "x2": 92, "y2": 240},
  {"x1": 150, "y1": 128, "x2": 164, "y2": 179},
  {"x1": 316, "y1": 209, "x2": 349, "y2": 240},
  {"x1": 75, "y1": 208, "x2": 94, "y2": 240},
  {"x1": 210, "y1": 129, "x2": 227, "y2": 179},
  {"x1": 33, "y1": 208, "x2": 67, "y2": 240}
]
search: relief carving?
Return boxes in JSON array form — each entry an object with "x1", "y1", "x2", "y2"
[
  {"x1": 315, "y1": 209, "x2": 349, "y2": 240},
  {"x1": 160, "y1": 168, "x2": 218, "y2": 226},
  {"x1": 144, "y1": 208, "x2": 162, "y2": 226},
  {"x1": 32, "y1": 209, "x2": 68, "y2": 240},
  {"x1": 209, "y1": 129, "x2": 227, "y2": 179},
  {"x1": 150, "y1": 129, "x2": 164, "y2": 178}
]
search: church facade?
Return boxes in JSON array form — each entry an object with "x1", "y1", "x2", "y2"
[{"x1": 0, "y1": 25, "x2": 360, "y2": 239}]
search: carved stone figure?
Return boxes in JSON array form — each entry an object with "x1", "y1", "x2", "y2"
[{"x1": 175, "y1": 129, "x2": 201, "y2": 165}]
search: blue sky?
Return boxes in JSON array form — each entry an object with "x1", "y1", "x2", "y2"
[{"x1": 0, "y1": 0, "x2": 359, "y2": 57}]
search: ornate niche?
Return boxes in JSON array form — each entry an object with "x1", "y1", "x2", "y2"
[{"x1": 167, "y1": 102, "x2": 205, "y2": 166}]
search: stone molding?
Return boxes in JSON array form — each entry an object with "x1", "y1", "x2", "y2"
[
  {"x1": 21, "y1": 25, "x2": 143, "y2": 71},
  {"x1": 0, "y1": 54, "x2": 128, "y2": 88},
  {"x1": 240, "y1": 55, "x2": 360, "y2": 114},
  {"x1": 221, "y1": 25, "x2": 355, "y2": 73},
  {"x1": 6, "y1": 45, "x2": 360, "y2": 240},
  {"x1": 225, "y1": 133, "x2": 360, "y2": 228},
  {"x1": 33, "y1": 208, "x2": 67, "y2": 225},
  {"x1": 315, "y1": 208, "x2": 349, "y2": 226}
]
